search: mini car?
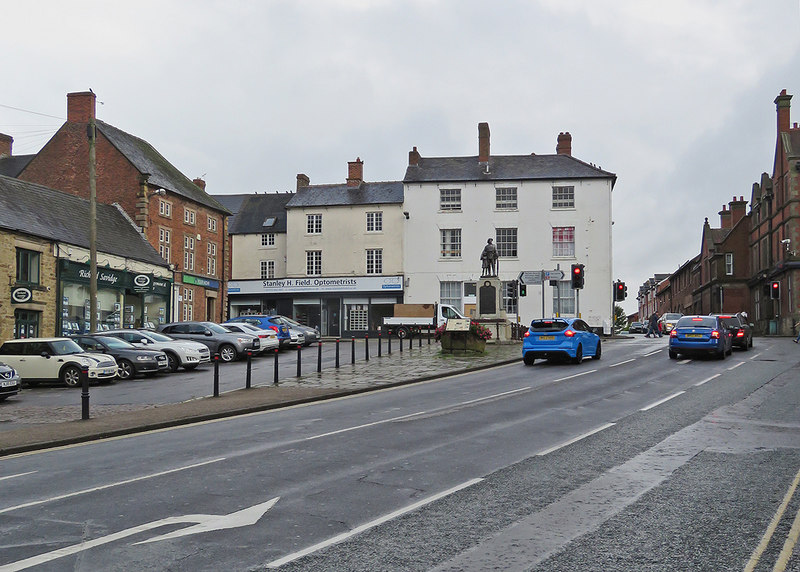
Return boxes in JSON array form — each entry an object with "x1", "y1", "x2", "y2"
[
  {"x1": 522, "y1": 317, "x2": 601, "y2": 365},
  {"x1": 669, "y1": 315, "x2": 733, "y2": 359}
]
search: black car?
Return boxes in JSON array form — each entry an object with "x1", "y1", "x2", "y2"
[
  {"x1": 70, "y1": 335, "x2": 168, "y2": 380},
  {"x1": 628, "y1": 321, "x2": 646, "y2": 334},
  {"x1": 712, "y1": 313, "x2": 754, "y2": 350}
]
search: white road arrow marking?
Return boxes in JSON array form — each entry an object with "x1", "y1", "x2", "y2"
[{"x1": 0, "y1": 497, "x2": 279, "y2": 572}]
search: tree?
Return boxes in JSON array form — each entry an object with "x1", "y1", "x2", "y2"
[{"x1": 613, "y1": 304, "x2": 627, "y2": 333}]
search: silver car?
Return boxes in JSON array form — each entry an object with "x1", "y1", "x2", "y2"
[
  {"x1": 278, "y1": 316, "x2": 320, "y2": 346},
  {"x1": 103, "y1": 329, "x2": 211, "y2": 372},
  {"x1": 221, "y1": 323, "x2": 280, "y2": 353},
  {"x1": 157, "y1": 321, "x2": 260, "y2": 363}
]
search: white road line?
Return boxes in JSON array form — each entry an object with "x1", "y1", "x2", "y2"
[
  {"x1": 644, "y1": 349, "x2": 663, "y2": 357},
  {"x1": 751, "y1": 352, "x2": 762, "y2": 359},
  {"x1": 536, "y1": 423, "x2": 616, "y2": 456},
  {"x1": 266, "y1": 478, "x2": 484, "y2": 568},
  {"x1": 609, "y1": 359, "x2": 635, "y2": 368},
  {"x1": 694, "y1": 373, "x2": 720, "y2": 387},
  {"x1": 727, "y1": 361, "x2": 745, "y2": 371},
  {"x1": 640, "y1": 391, "x2": 685, "y2": 412},
  {"x1": 553, "y1": 370, "x2": 597, "y2": 382},
  {"x1": 0, "y1": 458, "x2": 225, "y2": 515},
  {"x1": 0, "y1": 471, "x2": 36, "y2": 482}
]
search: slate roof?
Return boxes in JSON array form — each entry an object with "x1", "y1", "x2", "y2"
[
  {"x1": 97, "y1": 120, "x2": 231, "y2": 215},
  {"x1": 212, "y1": 194, "x2": 252, "y2": 216},
  {"x1": 227, "y1": 193, "x2": 294, "y2": 235},
  {"x1": 0, "y1": 154, "x2": 35, "y2": 177},
  {"x1": 403, "y1": 154, "x2": 616, "y2": 186},
  {"x1": 285, "y1": 181, "x2": 404, "y2": 208},
  {"x1": 0, "y1": 175, "x2": 168, "y2": 267}
]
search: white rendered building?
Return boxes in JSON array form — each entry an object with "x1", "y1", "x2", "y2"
[{"x1": 402, "y1": 124, "x2": 617, "y2": 333}]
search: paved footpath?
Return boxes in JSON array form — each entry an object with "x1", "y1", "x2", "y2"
[{"x1": 0, "y1": 342, "x2": 523, "y2": 457}]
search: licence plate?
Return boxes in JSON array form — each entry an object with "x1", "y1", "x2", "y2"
[
  {"x1": 103, "y1": 368, "x2": 117, "y2": 375},
  {"x1": 686, "y1": 334, "x2": 703, "y2": 338},
  {"x1": 1, "y1": 380, "x2": 16, "y2": 387},
  {"x1": 538, "y1": 336, "x2": 556, "y2": 341}
]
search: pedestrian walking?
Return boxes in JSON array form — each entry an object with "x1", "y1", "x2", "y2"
[{"x1": 645, "y1": 312, "x2": 661, "y2": 338}]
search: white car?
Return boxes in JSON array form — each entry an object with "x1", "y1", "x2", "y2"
[
  {"x1": 103, "y1": 329, "x2": 211, "y2": 372},
  {"x1": 222, "y1": 322, "x2": 280, "y2": 353},
  {"x1": 0, "y1": 337, "x2": 118, "y2": 387}
]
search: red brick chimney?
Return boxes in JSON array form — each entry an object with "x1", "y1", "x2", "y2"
[
  {"x1": 478, "y1": 123, "x2": 490, "y2": 164},
  {"x1": 0, "y1": 133, "x2": 12, "y2": 157},
  {"x1": 729, "y1": 195, "x2": 747, "y2": 227},
  {"x1": 408, "y1": 146, "x2": 420, "y2": 166},
  {"x1": 775, "y1": 89, "x2": 792, "y2": 135},
  {"x1": 67, "y1": 91, "x2": 96, "y2": 123},
  {"x1": 296, "y1": 173, "x2": 310, "y2": 190},
  {"x1": 347, "y1": 158, "x2": 363, "y2": 187},
  {"x1": 193, "y1": 178, "x2": 206, "y2": 190},
  {"x1": 556, "y1": 132, "x2": 572, "y2": 156},
  {"x1": 719, "y1": 204, "x2": 731, "y2": 229}
]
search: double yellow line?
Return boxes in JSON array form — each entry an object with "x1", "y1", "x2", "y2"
[{"x1": 744, "y1": 466, "x2": 800, "y2": 571}]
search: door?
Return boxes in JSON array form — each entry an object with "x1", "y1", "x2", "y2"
[{"x1": 323, "y1": 298, "x2": 340, "y2": 337}]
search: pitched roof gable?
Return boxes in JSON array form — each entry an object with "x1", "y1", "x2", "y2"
[
  {"x1": 227, "y1": 193, "x2": 294, "y2": 234},
  {"x1": 0, "y1": 174, "x2": 167, "y2": 267}
]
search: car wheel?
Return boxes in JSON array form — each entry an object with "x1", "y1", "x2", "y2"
[
  {"x1": 668, "y1": 350, "x2": 678, "y2": 359},
  {"x1": 183, "y1": 364, "x2": 199, "y2": 371},
  {"x1": 396, "y1": 327, "x2": 410, "y2": 340},
  {"x1": 593, "y1": 340, "x2": 602, "y2": 360},
  {"x1": 218, "y1": 344, "x2": 238, "y2": 362},
  {"x1": 165, "y1": 352, "x2": 180, "y2": 373},
  {"x1": 61, "y1": 365, "x2": 82, "y2": 387},
  {"x1": 117, "y1": 359, "x2": 135, "y2": 380},
  {"x1": 523, "y1": 353, "x2": 535, "y2": 366},
  {"x1": 572, "y1": 344, "x2": 583, "y2": 364}
]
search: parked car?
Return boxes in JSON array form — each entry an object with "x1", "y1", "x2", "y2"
[
  {"x1": 221, "y1": 322, "x2": 280, "y2": 353},
  {"x1": 658, "y1": 313, "x2": 683, "y2": 334},
  {"x1": 157, "y1": 321, "x2": 260, "y2": 362},
  {"x1": 0, "y1": 361, "x2": 21, "y2": 401},
  {"x1": 287, "y1": 327, "x2": 306, "y2": 348},
  {"x1": 225, "y1": 315, "x2": 291, "y2": 348},
  {"x1": 522, "y1": 317, "x2": 601, "y2": 365},
  {"x1": 276, "y1": 316, "x2": 320, "y2": 346},
  {"x1": 668, "y1": 315, "x2": 733, "y2": 360},
  {"x1": 102, "y1": 329, "x2": 210, "y2": 372},
  {"x1": 70, "y1": 334, "x2": 169, "y2": 379},
  {"x1": 712, "y1": 313, "x2": 754, "y2": 351},
  {"x1": 0, "y1": 337, "x2": 118, "y2": 387},
  {"x1": 628, "y1": 321, "x2": 646, "y2": 334}
]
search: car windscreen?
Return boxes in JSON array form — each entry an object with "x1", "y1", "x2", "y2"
[
  {"x1": 718, "y1": 317, "x2": 741, "y2": 328},
  {"x1": 664, "y1": 313, "x2": 682, "y2": 320},
  {"x1": 49, "y1": 339, "x2": 87, "y2": 355},
  {"x1": 143, "y1": 331, "x2": 173, "y2": 342},
  {"x1": 94, "y1": 336, "x2": 136, "y2": 349},
  {"x1": 676, "y1": 317, "x2": 717, "y2": 329},
  {"x1": 530, "y1": 320, "x2": 569, "y2": 332},
  {"x1": 206, "y1": 323, "x2": 234, "y2": 334}
]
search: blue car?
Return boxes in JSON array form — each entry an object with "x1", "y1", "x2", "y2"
[
  {"x1": 225, "y1": 315, "x2": 291, "y2": 348},
  {"x1": 668, "y1": 315, "x2": 733, "y2": 360},
  {"x1": 522, "y1": 317, "x2": 601, "y2": 365}
]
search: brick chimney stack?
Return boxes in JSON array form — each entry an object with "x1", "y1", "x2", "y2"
[
  {"x1": 67, "y1": 91, "x2": 96, "y2": 123},
  {"x1": 0, "y1": 133, "x2": 12, "y2": 157},
  {"x1": 408, "y1": 146, "x2": 420, "y2": 166},
  {"x1": 347, "y1": 158, "x2": 363, "y2": 187},
  {"x1": 719, "y1": 204, "x2": 731, "y2": 229},
  {"x1": 556, "y1": 132, "x2": 572, "y2": 156},
  {"x1": 729, "y1": 195, "x2": 747, "y2": 227},
  {"x1": 193, "y1": 178, "x2": 206, "y2": 190},
  {"x1": 478, "y1": 122, "x2": 490, "y2": 164},
  {"x1": 775, "y1": 89, "x2": 792, "y2": 135},
  {"x1": 297, "y1": 173, "x2": 310, "y2": 190}
]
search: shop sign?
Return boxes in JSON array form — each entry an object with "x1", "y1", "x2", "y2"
[
  {"x1": 183, "y1": 274, "x2": 220, "y2": 289},
  {"x1": 228, "y1": 275, "x2": 403, "y2": 295},
  {"x1": 11, "y1": 287, "x2": 33, "y2": 304},
  {"x1": 132, "y1": 274, "x2": 151, "y2": 292}
]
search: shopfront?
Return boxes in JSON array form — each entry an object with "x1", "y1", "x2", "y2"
[
  {"x1": 58, "y1": 260, "x2": 172, "y2": 334},
  {"x1": 227, "y1": 275, "x2": 404, "y2": 337}
]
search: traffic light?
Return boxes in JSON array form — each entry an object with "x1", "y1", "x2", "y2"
[
  {"x1": 770, "y1": 281, "x2": 780, "y2": 299},
  {"x1": 519, "y1": 282, "x2": 527, "y2": 297},
  {"x1": 614, "y1": 281, "x2": 627, "y2": 301},
  {"x1": 571, "y1": 264, "x2": 585, "y2": 289}
]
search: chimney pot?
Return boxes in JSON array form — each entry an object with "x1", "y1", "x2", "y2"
[
  {"x1": 556, "y1": 132, "x2": 572, "y2": 156},
  {"x1": 296, "y1": 173, "x2": 310, "y2": 190},
  {"x1": 67, "y1": 91, "x2": 97, "y2": 123},
  {"x1": 193, "y1": 178, "x2": 206, "y2": 190},
  {"x1": 347, "y1": 158, "x2": 363, "y2": 187},
  {"x1": 775, "y1": 89, "x2": 792, "y2": 134},
  {"x1": 478, "y1": 122, "x2": 490, "y2": 163}
]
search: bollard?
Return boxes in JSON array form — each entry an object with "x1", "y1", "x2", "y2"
[
  {"x1": 378, "y1": 333, "x2": 382, "y2": 357},
  {"x1": 317, "y1": 341, "x2": 322, "y2": 373},
  {"x1": 351, "y1": 336, "x2": 355, "y2": 364},
  {"x1": 387, "y1": 333, "x2": 392, "y2": 354},
  {"x1": 297, "y1": 344, "x2": 302, "y2": 377},
  {"x1": 428, "y1": 326, "x2": 431, "y2": 345},
  {"x1": 273, "y1": 348, "x2": 279, "y2": 385},
  {"x1": 81, "y1": 364, "x2": 90, "y2": 420},
  {"x1": 409, "y1": 334, "x2": 413, "y2": 351},
  {"x1": 335, "y1": 338, "x2": 340, "y2": 368},
  {"x1": 399, "y1": 333, "x2": 403, "y2": 353},
  {"x1": 365, "y1": 334, "x2": 369, "y2": 361},
  {"x1": 245, "y1": 350, "x2": 252, "y2": 389},
  {"x1": 419, "y1": 333, "x2": 422, "y2": 348},
  {"x1": 213, "y1": 353, "x2": 220, "y2": 397}
]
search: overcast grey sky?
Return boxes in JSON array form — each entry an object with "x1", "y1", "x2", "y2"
[{"x1": 3, "y1": 0, "x2": 800, "y2": 314}]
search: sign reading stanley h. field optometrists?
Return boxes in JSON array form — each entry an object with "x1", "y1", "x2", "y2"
[{"x1": 227, "y1": 275, "x2": 404, "y2": 295}]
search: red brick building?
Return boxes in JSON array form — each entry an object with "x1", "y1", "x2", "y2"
[{"x1": 15, "y1": 91, "x2": 231, "y2": 324}]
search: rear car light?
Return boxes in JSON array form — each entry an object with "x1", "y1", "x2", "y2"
[
  {"x1": 711, "y1": 330, "x2": 720, "y2": 339},
  {"x1": 269, "y1": 325, "x2": 279, "y2": 332},
  {"x1": 564, "y1": 330, "x2": 575, "y2": 337},
  {"x1": 670, "y1": 330, "x2": 677, "y2": 338},
  {"x1": 736, "y1": 329, "x2": 744, "y2": 337},
  {"x1": 524, "y1": 330, "x2": 530, "y2": 337}
]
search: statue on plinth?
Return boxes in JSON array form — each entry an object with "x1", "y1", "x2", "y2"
[{"x1": 480, "y1": 238, "x2": 498, "y2": 277}]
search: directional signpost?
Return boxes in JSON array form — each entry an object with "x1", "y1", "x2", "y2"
[{"x1": 519, "y1": 269, "x2": 566, "y2": 319}]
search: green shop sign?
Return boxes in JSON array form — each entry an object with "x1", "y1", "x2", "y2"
[
  {"x1": 182, "y1": 273, "x2": 220, "y2": 290},
  {"x1": 60, "y1": 261, "x2": 171, "y2": 294}
]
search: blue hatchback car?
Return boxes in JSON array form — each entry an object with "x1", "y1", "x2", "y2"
[
  {"x1": 522, "y1": 317, "x2": 601, "y2": 365},
  {"x1": 225, "y1": 315, "x2": 291, "y2": 348},
  {"x1": 668, "y1": 315, "x2": 733, "y2": 360}
]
